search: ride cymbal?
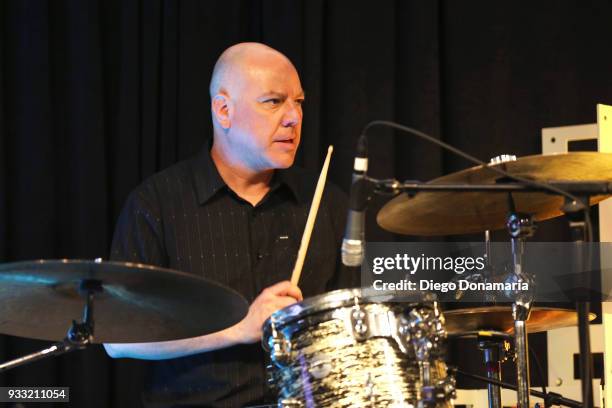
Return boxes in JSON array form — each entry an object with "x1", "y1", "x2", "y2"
[{"x1": 378, "y1": 152, "x2": 612, "y2": 235}]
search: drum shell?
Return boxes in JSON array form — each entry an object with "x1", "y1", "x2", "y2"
[{"x1": 263, "y1": 289, "x2": 454, "y2": 407}]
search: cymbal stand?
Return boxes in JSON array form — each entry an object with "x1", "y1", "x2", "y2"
[
  {"x1": 483, "y1": 230, "x2": 498, "y2": 303},
  {"x1": 506, "y1": 200, "x2": 536, "y2": 408},
  {"x1": 371, "y1": 178, "x2": 607, "y2": 407},
  {"x1": 562, "y1": 196, "x2": 594, "y2": 408},
  {"x1": 478, "y1": 332, "x2": 510, "y2": 408},
  {"x1": 0, "y1": 279, "x2": 101, "y2": 372},
  {"x1": 452, "y1": 230, "x2": 498, "y2": 302}
]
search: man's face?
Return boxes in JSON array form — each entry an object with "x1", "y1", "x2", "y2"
[{"x1": 226, "y1": 58, "x2": 304, "y2": 171}]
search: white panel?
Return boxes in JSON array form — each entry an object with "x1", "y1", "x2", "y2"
[
  {"x1": 598, "y1": 104, "x2": 612, "y2": 408},
  {"x1": 541, "y1": 123, "x2": 597, "y2": 154},
  {"x1": 547, "y1": 325, "x2": 603, "y2": 403},
  {"x1": 455, "y1": 388, "x2": 547, "y2": 407}
]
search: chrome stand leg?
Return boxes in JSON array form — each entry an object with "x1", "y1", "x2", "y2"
[
  {"x1": 506, "y1": 207, "x2": 536, "y2": 408},
  {"x1": 513, "y1": 301, "x2": 532, "y2": 408},
  {"x1": 480, "y1": 340, "x2": 503, "y2": 408}
]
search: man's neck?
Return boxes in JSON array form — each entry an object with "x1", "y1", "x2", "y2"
[{"x1": 210, "y1": 142, "x2": 273, "y2": 206}]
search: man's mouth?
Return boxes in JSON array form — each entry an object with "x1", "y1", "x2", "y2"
[{"x1": 274, "y1": 138, "x2": 295, "y2": 144}]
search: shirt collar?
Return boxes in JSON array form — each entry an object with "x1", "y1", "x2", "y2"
[
  {"x1": 192, "y1": 146, "x2": 226, "y2": 205},
  {"x1": 271, "y1": 166, "x2": 303, "y2": 203},
  {"x1": 192, "y1": 145, "x2": 303, "y2": 205}
]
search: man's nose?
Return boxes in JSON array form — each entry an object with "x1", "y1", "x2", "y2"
[{"x1": 282, "y1": 102, "x2": 301, "y2": 127}]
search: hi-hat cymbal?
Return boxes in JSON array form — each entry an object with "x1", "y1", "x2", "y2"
[
  {"x1": 444, "y1": 306, "x2": 596, "y2": 334},
  {"x1": 377, "y1": 152, "x2": 612, "y2": 235},
  {"x1": 0, "y1": 259, "x2": 248, "y2": 343}
]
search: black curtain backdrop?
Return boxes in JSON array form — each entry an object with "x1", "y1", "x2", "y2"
[{"x1": 1, "y1": 1, "x2": 612, "y2": 406}]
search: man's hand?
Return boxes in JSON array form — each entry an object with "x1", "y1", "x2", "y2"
[{"x1": 233, "y1": 281, "x2": 303, "y2": 344}]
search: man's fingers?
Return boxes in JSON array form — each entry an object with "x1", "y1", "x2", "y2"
[
  {"x1": 283, "y1": 285, "x2": 303, "y2": 302},
  {"x1": 259, "y1": 296, "x2": 300, "y2": 318},
  {"x1": 263, "y1": 280, "x2": 303, "y2": 301},
  {"x1": 274, "y1": 295, "x2": 300, "y2": 310}
]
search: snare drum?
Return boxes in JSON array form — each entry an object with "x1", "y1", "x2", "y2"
[{"x1": 262, "y1": 289, "x2": 455, "y2": 407}]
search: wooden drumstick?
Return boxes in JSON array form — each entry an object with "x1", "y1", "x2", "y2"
[{"x1": 290, "y1": 145, "x2": 334, "y2": 286}]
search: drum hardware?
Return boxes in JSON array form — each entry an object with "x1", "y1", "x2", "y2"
[
  {"x1": 483, "y1": 229, "x2": 496, "y2": 303},
  {"x1": 408, "y1": 301, "x2": 456, "y2": 406},
  {"x1": 404, "y1": 303, "x2": 450, "y2": 407},
  {"x1": 370, "y1": 155, "x2": 612, "y2": 407},
  {"x1": 0, "y1": 259, "x2": 248, "y2": 372},
  {"x1": 450, "y1": 329, "x2": 514, "y2": 403},
  {"x1": 350, "y1": 301, "x2": 370, "y2": 339},
  {"x1": 451, "y1": 230, "x2": 496, "y2": 302},
  {"x1": 364, "y1": 372, "x2": 376, "y2": 405},
  {"x1": 479, "y1": 332, "x2": 511, "y2": 408},
  {"x1": 0, "y1": 277, "x2": 100, "y2": 372},
  {"x1": 452, "y1": 367, "x2": 582, "y2": 408},
  {"x1": 489, "y1": 155, "x2": 517, "y2": 165},
  {"x1": 447, "y1": 330, "x2": 512, "y2": 408},
  {"x1": 417, "y1": 365, "x2": 457, "y2": 407},
  {"x1": 504, "y1": 193, "x2": 537, "y2": 408},
  {"x1": 268, "y1": 318, "x2": 292, "y2": 368},
  {"x1": 562, "y1": 195, "x2": 595, "y2": 408},
  {"x1": 278, "y1": 398, "x2": 304, "y2": 408}
]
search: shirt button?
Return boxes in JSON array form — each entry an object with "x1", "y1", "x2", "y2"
[{"x1": 256, "y1": 253, "x2": 264, "y2": 260}]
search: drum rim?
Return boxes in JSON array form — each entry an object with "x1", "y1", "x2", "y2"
[{"x1": 261, "y1": 287, "x2": 425, "y2": 339}]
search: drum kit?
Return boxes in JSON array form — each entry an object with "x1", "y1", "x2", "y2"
[{"x1": 1, "y1": 152, "x2": 612, "y2": 408}]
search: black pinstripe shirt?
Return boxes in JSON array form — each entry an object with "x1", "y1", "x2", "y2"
[{"x1": 110, "y1": 146, "x2": 356, "y2": 407}]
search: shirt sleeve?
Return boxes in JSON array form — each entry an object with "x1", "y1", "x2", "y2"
[{"x1": 110, "y1": 183, "x2": 168, "y2": 268}]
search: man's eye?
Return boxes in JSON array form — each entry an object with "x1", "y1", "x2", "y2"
[
  {"x1": 295, "y1": 99, "x2": 305, "y2": 106},
  {"x1": 264, "y1": 98, "x2": 281, "y2": 105}
]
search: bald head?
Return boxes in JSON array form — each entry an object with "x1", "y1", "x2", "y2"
[
  {"x1": 209, "y1": 43, "x2": 296, "y2": 98},
  {"x1": 207, "y1": 42, "x2": 304, "y2": 173}
]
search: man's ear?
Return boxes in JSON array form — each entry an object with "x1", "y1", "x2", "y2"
[{"x1": 212, "y1": 93, "x2": 231, "y2": 129}]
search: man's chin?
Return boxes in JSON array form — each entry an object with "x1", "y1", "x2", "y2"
[
  {"x1": 272, "y1": 159, "x2": 294, "y2": 169},
  {"x1": 269, "y1": 153, "x2": 296, "y2": 169}
]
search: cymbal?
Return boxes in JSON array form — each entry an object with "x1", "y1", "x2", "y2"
[
  {"x1": 0, "y1": 259, "x2": 249, "y2": 343},
  {"x1": 444, "y1": 306, "x2": 596, "y2": 335},
  {"x1": 377, "y1": 152, "x2": 612, "y2": 235}
]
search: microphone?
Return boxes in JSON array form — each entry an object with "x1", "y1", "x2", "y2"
[{"x1": 341, "y1": 136, "x2": 370, "y2": 267}]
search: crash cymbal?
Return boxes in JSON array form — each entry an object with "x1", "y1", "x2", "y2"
[
  {"x1": 444, "y1": 306, "x2": 596, "y2": 335},
  {"x1": 0, "y1": 259, "x2": 248, "y2": 343},
  {"x1": 377, "y1": 152, "x2": 612, "y2": 235}
]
